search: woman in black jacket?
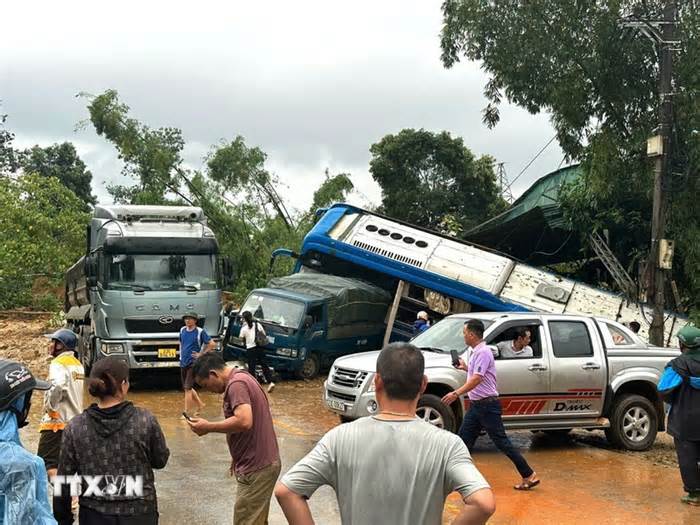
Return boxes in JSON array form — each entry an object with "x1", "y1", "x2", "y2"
[{"x1": 55, "y1": 357, "x2": 170, "y2": 524}]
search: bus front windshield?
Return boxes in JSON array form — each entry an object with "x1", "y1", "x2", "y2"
[
  {"x1": 104, "y1": 254, "x2": 217, "y2": 291},
  {"x1": 239, "y1": 293, "x2": 305, "y2": 329}
]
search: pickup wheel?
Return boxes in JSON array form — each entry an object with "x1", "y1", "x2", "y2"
[
  {"x1": 416, "y1": 394, "x2": 457, "y2": 433},
  {"x1": 297, "y1": 353, "x2": 320, "y2": 380},
  {"x1": 605, "y1": 394, "x2": 658, "y2": 451}
]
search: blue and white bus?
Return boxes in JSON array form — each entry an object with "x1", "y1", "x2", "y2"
[{"x1": 225, "y1": 203, "x2": 687, "y2": 377}]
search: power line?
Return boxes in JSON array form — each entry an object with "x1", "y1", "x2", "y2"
[{"x1": 506, "y1": 134, "x2": 557, "y2": 192}]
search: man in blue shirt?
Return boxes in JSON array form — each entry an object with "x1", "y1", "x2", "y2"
[{"x1": 180, "y1": 312, "x2": 216, "y2": 416}]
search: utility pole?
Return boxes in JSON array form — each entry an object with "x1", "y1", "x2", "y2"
[
  {"x1": 620, "y1": 2, "x2": 679, "y2": 346},
  {"x1": 496, "y1": 162, "x2": 513, "y2": 204},
  {"x1": 648, "y1": 1, "x2": 677, "y2": 346}
]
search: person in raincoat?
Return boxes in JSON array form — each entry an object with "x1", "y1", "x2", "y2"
[
  {"x1": 657, "y1": 325, "x2": 700, "y2": 506},
  {"x1": 0, "y1": 358, "x2": 56, "y2": 525}
]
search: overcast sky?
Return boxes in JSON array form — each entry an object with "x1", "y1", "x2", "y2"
[{"x1": 1, "y1": 0, "x2": 565, "y2": 214}]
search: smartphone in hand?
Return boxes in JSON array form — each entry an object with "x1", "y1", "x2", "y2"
[
  {"x1": 450, "y1": 350, "x2": 460, "y2": 368},
  {"x1": 182, "y1": 412, "x2": 193, "y2": 422}
]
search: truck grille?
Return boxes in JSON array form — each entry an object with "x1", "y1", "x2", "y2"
[
  {"x1": 125, "y1": 318, "x2": 204, "y2": 334},
  {"x1": 331, "y1": 367, "x2": 369, "y2": 388},
  {"x1": 327, "y1": 389, "x2": 357, "y2": 403}
]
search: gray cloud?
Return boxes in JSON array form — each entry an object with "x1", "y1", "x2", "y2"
[{"x1": 1, "y1": 0, "x2": 564, "y2": 211}]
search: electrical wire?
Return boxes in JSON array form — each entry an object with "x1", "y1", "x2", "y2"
[{"x1": 506, "y1": 135, "x2": 558, "y2": 191}]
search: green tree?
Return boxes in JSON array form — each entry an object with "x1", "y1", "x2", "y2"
[
  {"x1": 81, "y1": 90, "x2": 356, "y2": 302},
  {"x1": 0, "y1": 113, "x2": 20, "y2": 175},
  {"x1": 82, "y1": 90, "x2": 186, "y2": 205},
  {"x1": 369, "y1": 128, "x2": 505, "y2": 234},
  {"x1": 441, "y1": 1, "x2": 700, "y2": 319},
  {"x1": 0, "y1": 174, "x2": 89, "y2": 308},
  {"x1": 19, "y1": 142, "x2": 96, "y2": 207}
]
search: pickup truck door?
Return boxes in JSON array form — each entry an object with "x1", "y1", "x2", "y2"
[
  {"x1": 486, "y1": 322, "x2": 552, "y2": 421},
  {"x1": 544, "y1": 317, "x2": 607, "y2": 417}
]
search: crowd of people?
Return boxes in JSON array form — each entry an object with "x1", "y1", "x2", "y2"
[{"x1": 1, "y1": 315, "x2": 698, "y2": 524}]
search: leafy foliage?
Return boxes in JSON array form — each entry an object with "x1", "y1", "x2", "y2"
[
  {"x1": 19, "y1": 142, "x2": 96, "y2": 207},
  {"x1": 0, "y1": 113, "x2": 20, "y2": 175},
  {"x1": 369, "y1": 128, "x2": 506, "y2": 235},
  {"x1": 0, "y1": 174, "x2": 89, "y2": 309},
  {"x1": 441, "y1": 0, "x2": 700, "y2": 319},
  {"x1": 81, "y1": 90, "x2": 355, "y2": 302}
]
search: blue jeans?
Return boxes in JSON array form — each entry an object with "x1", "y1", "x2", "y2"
[{"x1": 458, "y1": 398, "x2": 534, "y2": 478}]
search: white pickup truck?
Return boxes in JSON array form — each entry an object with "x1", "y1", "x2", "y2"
[{"x1": 323, "y1": 312, "x2": 679, "y2": 451}]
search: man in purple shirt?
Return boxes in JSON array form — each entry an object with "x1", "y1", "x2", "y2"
[{"x1": 442, "y1": 319, "x2": 540, "y2": 490}]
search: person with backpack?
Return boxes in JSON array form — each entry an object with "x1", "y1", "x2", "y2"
[
  {"x1": 239, "y1": 310, "x2": 275, "y2": 393},
  {"x1": 0, "y1": 359, "x2": 56, "y2": 525},
  {"x1": 657, "y1": 325, "x2": 700, "y2": 506},
  {"x1": 179, "y1": 312, "x2": 216, "y2": 416}
]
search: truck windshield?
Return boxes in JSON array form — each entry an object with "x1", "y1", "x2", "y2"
[
  {"x1": 410, "y1": 317, "x2": 495, "y2": 352},
  {"x1": 240, "y1": 293, "x2": 305, "y2": 329},
  {"x1": 104, "y1": 254, "x2": 217, "y2": 291}
]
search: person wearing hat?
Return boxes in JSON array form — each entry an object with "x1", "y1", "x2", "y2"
[
  {"x1": 414, "y1": 311, "x2": 431, "y2": 335},
  {"x1": 179, "y1": 312, "x2": 216, "y2": 417},
  {"x1": 0, "y1": 358, "x2": 56, "y2": 524},
  {"x1": 37, "y1": 329, "x2": 85, "y2": 487},
  {"x1": 658, "y1": 325, "x2": 700, "y2": 506}
]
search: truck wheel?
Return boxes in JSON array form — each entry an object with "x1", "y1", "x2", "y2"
[
  {"x1": 416, "y1": 394, "x2": 456, "y2": 433},
  {"x1": 298, "y1": 353, "x2": 320, "y2": 380},
  {"x1": 605, "y1": 394, "x2": 658, "y2": 451},
  {"x1": 79, "y1": 328, "x2": 93, "y2": 374}
]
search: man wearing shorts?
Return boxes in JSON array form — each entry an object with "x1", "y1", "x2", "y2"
[{"x1": 180, "y1": 312, "x2": 215, "y2": 416}]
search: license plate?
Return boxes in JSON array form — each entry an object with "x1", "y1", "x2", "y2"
[
  {"x1": 158, "y1": 348, "x2": 177, "y2": 359},
  {"x1": 327, "y1": 399, "x2": 346, "y2": 412}
]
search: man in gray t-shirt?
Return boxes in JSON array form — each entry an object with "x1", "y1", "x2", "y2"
[
  {"x1": 275, "y1": 343, "x2": 494, "y2": 525},
  {"x1": 496, "y1": 327, "x2": 533, "y2": 359}
]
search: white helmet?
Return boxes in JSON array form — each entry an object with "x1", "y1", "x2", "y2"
[{"x1": 417, "y1": 311, "x2": 429, "y2": 321}]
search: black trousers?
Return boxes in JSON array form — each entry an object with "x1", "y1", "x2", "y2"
[
  {"x1": 459, "y1": 398, "x2": 534, "y2": 479},
  {"x1": 247, "y1": 346, "x2": 273, "y2": 384},
  {"x1": 79, "y1": 506, "x2": 158, "y2": 525},
  {"x1": 674, "y1": 438, "x2": 700, "y2": 493}
]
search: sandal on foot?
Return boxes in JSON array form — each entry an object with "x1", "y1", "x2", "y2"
[
  {"x1": 514, "y1": 478, "x2": 540, "y2": 491},
  {"x1": 681, "y1": 493, "x2": 700, "y2": 506}
]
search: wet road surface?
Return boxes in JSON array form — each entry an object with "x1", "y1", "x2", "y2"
[{"x1": 20, "y1": 372, "x2": 698, "y2": 524}]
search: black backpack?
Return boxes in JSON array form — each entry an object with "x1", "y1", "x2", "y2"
[{"x1": 254, "y1": 322, "x2": 269, "y2": 347}]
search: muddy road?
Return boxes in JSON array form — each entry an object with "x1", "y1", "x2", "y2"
[{"x1": 17, "y1": 371, "x2": 697, "y2": 525}]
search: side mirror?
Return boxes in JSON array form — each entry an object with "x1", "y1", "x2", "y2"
[
  {"x1": 220, "y1": 257, "x2": 235, "y2": 288},
  {"x1": 85, "y1": 255, "x2": 98, "y2": 287},
  {"x1": 303, "y1": 315, "x2": 313, "y2": 329},
  {"x1": 488, "y1": 344, "x2": 500, "y2": 358}
]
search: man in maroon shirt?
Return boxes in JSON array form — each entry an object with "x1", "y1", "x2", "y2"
[{"x1": 188, "y1": 353, "x2": 280, "y2": 525}]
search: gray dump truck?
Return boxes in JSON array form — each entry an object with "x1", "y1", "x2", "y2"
[{"x1": 64, "y1": 205, "x2": 233, "y2": 373}]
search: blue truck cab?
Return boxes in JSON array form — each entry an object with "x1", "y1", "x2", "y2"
[{"x1": 223, "y1": 273, "x2": 390, "y2": 378}]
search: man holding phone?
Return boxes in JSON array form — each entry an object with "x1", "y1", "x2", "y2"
[
  {"x1": 188, "y1": 353, "x2": 280, "y2": 525},
  {"x1": 442, "y1": 319, "x2": 540, "y2": 491}
]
